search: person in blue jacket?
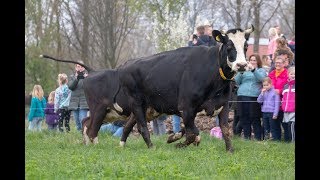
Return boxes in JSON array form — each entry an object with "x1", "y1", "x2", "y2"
[
  {"x1": 234, "y1": 54, "x2": 267, "y2": 140},
  {"x1": 28, "y1": 85, "x2": 47, "y2": 131}
]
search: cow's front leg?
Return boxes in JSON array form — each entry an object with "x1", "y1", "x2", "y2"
[
  {"x1": 219, "y1": 106, "x2": 234, "y2": 153},
  {"x1": 176, "y1": 108, "x2": 199, "y2": 148},
  {"x1": 120, "y1": 113, "x2": 136, "y2": 147}
]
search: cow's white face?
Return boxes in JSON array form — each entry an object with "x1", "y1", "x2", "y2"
[{"x1": 227, "y1": 31, "x2": 248, "y2": 72}]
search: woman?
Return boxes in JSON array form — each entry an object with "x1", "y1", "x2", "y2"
[
  {"x1": 234, "y1": 54, "x2": 267, "y2": 140},
  {"x1": 268, "y1": 56, "x2": 288, "y2": 141}
]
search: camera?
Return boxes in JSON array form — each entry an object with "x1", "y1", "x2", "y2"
[
  {"x1": 77, "y1": 71, "x2": 85, "y2": 79},
  {"x1": 193, "y1": 34, "x2": 198, "y2": 39}
]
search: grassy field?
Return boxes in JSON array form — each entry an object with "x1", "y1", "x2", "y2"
[{"x1": 25, "y1": 120, "x2": 295, "y2": 179}]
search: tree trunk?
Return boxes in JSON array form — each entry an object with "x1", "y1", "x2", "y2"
[
  {"x1": 252, "y1": 0, "x2": 260, "y2": 53},
  {"x1": 81, "y1": 0, "x2": 90, "y2": 66}
]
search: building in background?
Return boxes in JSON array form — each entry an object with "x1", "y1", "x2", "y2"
[{"x1": 246, "y1": 38, "x2": 269, "y2": 58}]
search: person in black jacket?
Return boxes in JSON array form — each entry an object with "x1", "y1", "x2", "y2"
[{"x1": 68, "y1": 61, "x2": 89, "y2": 131}]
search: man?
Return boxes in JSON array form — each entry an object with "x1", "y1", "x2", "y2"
[
  {"x1": 188, "y1": 25, "x2": 207, "y2": 47},
  {"x1": 204, "y1": 24, "x2": 217, "y2": 46}
]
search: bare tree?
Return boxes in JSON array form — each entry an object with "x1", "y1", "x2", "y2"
[
  {"x1": 251, "y1": 0, "x2": 281, "y2": 53},
  {"x1": 277, "y1": 0, "x2": 295, "y2": 37}
]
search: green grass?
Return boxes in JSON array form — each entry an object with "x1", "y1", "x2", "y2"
[{"x1": 25, "y1": 121, "x2": 295, "y2": 179}]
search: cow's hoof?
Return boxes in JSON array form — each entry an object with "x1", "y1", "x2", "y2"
[
  {"x1": 227, "y1": 147, "x2": 234, "y2": 153},
  {"x1": 167, "y1": 133, "x2": 175, "y2": 143},
  {"x1": 193, "y1": 135, "x2": 201, "y2": 146},
  {"x1": 167, "y1": 132, "x2": 183, "y2": 143},
  {"x1": 119, "y1": 141, "x2": 126, "y2": 147},
  {"x1": 92, "y1": 137, "x2": 99, "y2": 145},
  {"x1": 147, "y1": 143, "x2": 153, "y2": 148}
]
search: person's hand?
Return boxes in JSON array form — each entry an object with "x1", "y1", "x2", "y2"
[
  {"x1": 272, "y1": 116, "x2": 277, "y2": 119},
  {"x1": 189, "y1": 34, "x2": 194, "y2": 41},
  {"x1": 261, "y1": 88, "x2": 266, "y2": 93},
  {"x1": 192, "y1": 39, "x2": 198, "y2": 45},
  {"x1": 84, "y1": 72, "x2": 88, "y2": 77},
  {"x1": 274, "y1": 89, "x2": 280, "y2": 94},
  {"x1": 247, "y1": 63, "x2": 255, "y2": 71}
]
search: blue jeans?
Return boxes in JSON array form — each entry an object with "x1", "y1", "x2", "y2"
[
  {"x1": 100, "y1": 123, "x2": 123, "y2": 137},
  {"x1": 73, "y1": 109, "x2": 89, "y2": 131},
  {"x1": 28, "y1": 117, "x2": 43, "y2": 131},
  {"x1": 262, "y1": 112, "x2": 273, "y2": 137},
  {"x1": 172, "y1": 115, "x2": 181, "y2": 133},
  {"x1": 152, "y1": 115, "x2": 167, "y2": 135}
]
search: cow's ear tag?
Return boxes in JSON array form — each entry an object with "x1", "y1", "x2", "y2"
[{"x1": 215, "y1": 36, "x2": 220, "y2": 42}]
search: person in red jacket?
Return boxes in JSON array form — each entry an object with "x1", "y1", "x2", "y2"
[
  {"x1": 281, "y1": 66, "x2": 295, "y2": 142},
  {"x1": 268, "y1": 56, "x2": 288, "y2": 141}
]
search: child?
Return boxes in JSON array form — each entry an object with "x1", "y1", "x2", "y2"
[
  {"x1": 44, "y1": 91, "x2": 59, "y2": 131},
  {"x1": 257, "y1": 77, "x2": 280, "y2": 140},
  {"x1": 28, "y1": 85, "x2": 47, "y2": 131},
  {"x1": 281, "y1": 66, "x2": 295, "y2": 142},
  {"x1": 54, "y1": 73, "x2": 72, "y2": 132},
  {"x1": 273, "y1": 37, "x2": 294, "y2": 67},
  {"x1": 261, "y1": 55, "x2": 272, "y2": 74}
]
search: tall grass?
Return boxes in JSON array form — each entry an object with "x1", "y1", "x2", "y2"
[{"x1": 25, "y1": 123, "x2": 295, "y2": 179}]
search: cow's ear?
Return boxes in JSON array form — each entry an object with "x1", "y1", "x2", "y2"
[{"x1": 212, "y1": 30, "x2": 226, "y2": 43}]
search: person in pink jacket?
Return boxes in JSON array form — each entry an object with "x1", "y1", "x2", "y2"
[
  {"x1": 281, "y1": 66, "x2": 295, "y2": 142},
  {"x1": 267, "y1": 27, "x2": 279, "y2": 60},
  {"x1": 268, "y1": 56, "x2": 288, "y2": 141}
]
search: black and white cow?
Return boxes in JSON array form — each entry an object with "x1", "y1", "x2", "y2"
[
  {"x1": 41, "y1": 25, "x2": 253, "y2": 152},
  {"x1": 116, "y1": 25, "x2": 254, "y2": 152}
]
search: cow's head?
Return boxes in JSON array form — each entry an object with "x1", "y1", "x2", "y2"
[{"x1": 212, "y1": 25, "x2": 254, "y2": 72}]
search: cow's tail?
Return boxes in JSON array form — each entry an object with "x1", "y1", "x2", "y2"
[{"x1": 39, "y1": 54, "x2": 95, "y2": 73}]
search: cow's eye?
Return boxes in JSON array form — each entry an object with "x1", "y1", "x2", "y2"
[{"x1": 227, "y1": 41, "x2": 234, "y2": 50}]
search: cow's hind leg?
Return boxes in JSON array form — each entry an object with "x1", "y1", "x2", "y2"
[
  {"x1": 82, "y1": 117, "x2": 91, "y2": 145},
  {"x1": 84, "y1": 105, "x2": 108, "y2": 145},
  {"x1": 176, "y1": 108, "x2": 199, "y2": 148},
  {"x1": 218, "y1": 106, "x2": 234, "y2": 153},
  {"x1": 120, "y1": 113, "x2": 136, "y2": 147}
]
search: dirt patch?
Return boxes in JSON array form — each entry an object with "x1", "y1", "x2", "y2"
[{"x1": 131, "y1": 110, "x2": 235, "y2": 136}]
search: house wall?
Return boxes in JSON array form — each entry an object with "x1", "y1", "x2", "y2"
[
  {"x1": 246, "y1": 45, "x2": 268, "y2": 58},
  {"x1": 246, "y1": 37, "x2": 269, "y2": 58}
]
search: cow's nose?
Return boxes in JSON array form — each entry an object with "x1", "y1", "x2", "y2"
[{"x1": 236, "y1": 62, "x2": 247, "y2": 71}]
